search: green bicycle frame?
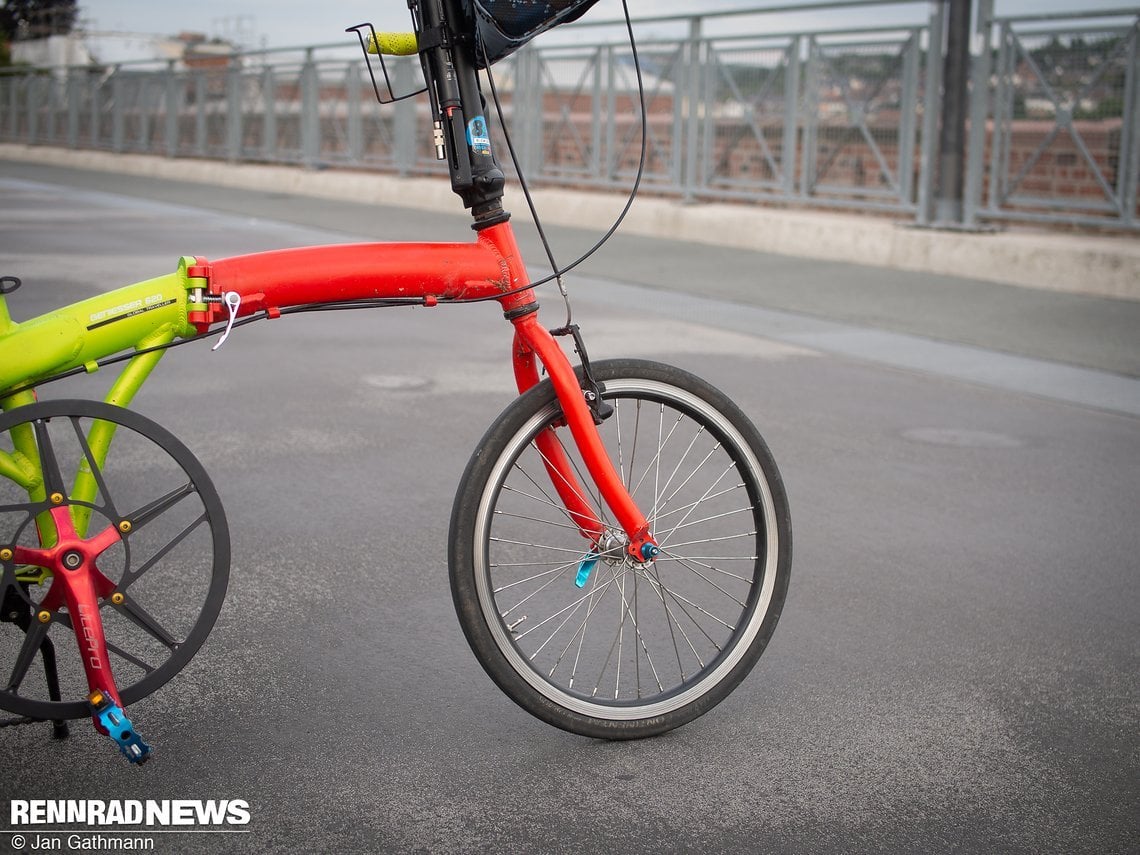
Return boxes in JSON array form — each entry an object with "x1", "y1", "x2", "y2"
[{"x1": 0, "y1": 257, "x2": 201, "y2": 536}]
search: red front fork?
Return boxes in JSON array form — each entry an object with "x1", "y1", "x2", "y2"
[{"x1": 510, "y1": 313, "x2": 657, "y2": 562}]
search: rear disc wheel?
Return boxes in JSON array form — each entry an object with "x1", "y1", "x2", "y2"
[{"x1": 0, "y1": 400, "x2": 229, "y2": 720}]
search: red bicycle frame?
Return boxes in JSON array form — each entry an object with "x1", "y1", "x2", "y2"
[
  {"x1": 187, "y1": 221, "x2": 656, "y2": 561},
  {"x1": 0, "y1": 0, "x2": 667, "y2": 758}
]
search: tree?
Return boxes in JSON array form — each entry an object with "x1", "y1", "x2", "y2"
[{"x1": 0, "y1": 0, "x2": 78, "y2": 41}]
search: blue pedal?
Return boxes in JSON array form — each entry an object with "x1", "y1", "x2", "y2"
[
  {"x1": 89, "y1": 690, "x2": 151, "y2": 765},
  {"x1": 576, "y1": 553, "x2": 599, "y2": 588}
]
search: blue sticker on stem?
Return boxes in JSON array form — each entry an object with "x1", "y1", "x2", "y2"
[{"x1": 467, "y1": 116, "x2": 491, "y2": 156}]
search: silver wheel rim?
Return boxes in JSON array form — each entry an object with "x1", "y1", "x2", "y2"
[{"x1": 472, "y1": 378, "x2": 779, "y2": 721}]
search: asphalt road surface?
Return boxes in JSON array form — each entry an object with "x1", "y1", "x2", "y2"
[{"x1": 0, "y1": 165, "x2": 1137, "y2": 854}]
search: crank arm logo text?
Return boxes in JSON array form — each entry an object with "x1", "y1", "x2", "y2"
[
  {"x1": 10, "y1": 801, "x2": 250, "y2": 827},
  {"x1": 76, "y1": 604, "x2": 103, "y2": 672}
]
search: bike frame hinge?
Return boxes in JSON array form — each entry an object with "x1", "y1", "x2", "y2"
[{"x1": 183, "y1": 255, "x2": 215, "y2": 332}]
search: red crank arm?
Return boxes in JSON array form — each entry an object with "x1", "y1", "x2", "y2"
[{"x1": 15, "y1": 505, "x2": 124, "y2": 711}]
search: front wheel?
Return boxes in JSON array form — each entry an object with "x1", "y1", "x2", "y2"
[{"x1": 449, "y1": 359, "x2": 790, "y2": 739}]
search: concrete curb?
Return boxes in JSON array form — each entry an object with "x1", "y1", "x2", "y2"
[{"x1": 3, "y1": 143, "x2": 1138, "y2": 301}]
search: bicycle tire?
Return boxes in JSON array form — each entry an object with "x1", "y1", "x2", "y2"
[{"x1": 449, "y1": 359, "x2": 790, "y2": 738}]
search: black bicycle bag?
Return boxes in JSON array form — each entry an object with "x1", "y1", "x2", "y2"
[{"x1": 465, "y1": 0, "x2": 601, "y2": 67}]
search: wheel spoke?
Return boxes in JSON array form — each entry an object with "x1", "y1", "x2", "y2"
[
  {"x1": 614, "y1": 398, "x2": 627, "y2": 489},
  {"x1": 653, "y1": 554, "x2": 757, "y2": 563},
  {"x1": 557, "y1": 571, "x2": 610, "y2": 689},
  {"x1": 619, "y1": 568, "x2": 665, "y2": 698},
  {"x1": 640, "y1": 571, "x2": 723, "y2": 653},
  {"x1": 585, "y1": 565, "x2": 663, "y2": 699},
  {"x1": 655, "y1": 456, "x2": 731, "y2": 537},
  {"x1": 655, "y1": 552, "x2": 755, "y2": 585},
  {"x1": 104, "y1": 638, "x2": 156, "y2": 674},
  {"x1": 652, "y1": 403, "x2": 663, "y2": 529},
  {"x1": 491, "y1": 558, "x2": 581, "y2": 570},
  {"x1": 119, "y1": 512, "x2": 207, "y2": 591},
  {"x1": 0, "y1": 502, "x2": 38, "y2": 517},
  {"x1": 125, "y1": 482, "x2": 196, "y2": 530},
  {"x1": 629, "y1": 408, "x2": 684, "y2": 502},
  {"x1": 618, "y1": 398, "x2": 641, "y2": 493},
  {"x1": 655, "y1": 464, "x2": 737, "y2": 549},
  {"x1": 652, "y1": 574, "x2": 689, "y2": 677},
  {"x1": 113, "y1": 592, "x2": 179, "y2": 649},
  {"x1": 665, "y1": 505, "x2": 754, "y2": 531},
  {"x1": 70, "y1": 417, "x2": 117, "y2": 518},
  {"x1": 530, "y1": 586, "x2": 593, "y2": 662},
  {"x1": 649, "y1": 425, "x2": 708, "y2": 524},
  {"x1": 507, "y1": 466, "x2": 589, "y2": 533},
  {"x1": 658, "y1": 551, "x2": 749, "y2": 607},
  {"x1": 513, "y1": 574, "x2": 619, "y2": 643},
  {"x1": 489, "y1": 537, "x2": 592, "y2": 556},
  {"x1": 552, "y1": 431, "x2": 606, "y2": 525},
  {"x1": 494, "y1": 509, "x2": 581, "y2": 532},
  {"x1": 664, "y1": 531, "x2": 757, "y2": 551},
  {"x1": 496, "y1": 558, "x2": 580, "y2": 617},
  {"x1": 31, "y1": 418, "x2": 66, "y2": 498},
  {"x1": 648, "y1": 563, "x2": 705, "y2": 674},
  {"x1": 651, "y1": 484, "x2": 747, "y2": 524},
  {"x1": 645, "y1": 576, "x2": 736, "y2": 635}
]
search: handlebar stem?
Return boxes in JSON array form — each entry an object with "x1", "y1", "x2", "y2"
[{"x1": 416, "y1": 0, "x2": 508, "y2": 225}]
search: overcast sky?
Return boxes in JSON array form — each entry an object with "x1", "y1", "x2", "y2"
[{"x1": 74, "y1": 1, "x2": 1137, "y2": 49}]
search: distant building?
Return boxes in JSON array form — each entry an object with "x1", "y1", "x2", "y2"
[
  {"x1": 9, "y1": 33, "x2": 92, "y2": 67},
  {"x1": 10, "y1": 29, "x2": 238, "y2": 70}
]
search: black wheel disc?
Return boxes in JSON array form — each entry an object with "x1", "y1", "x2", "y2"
[{"x1": 0, "y1": 400, "x2": 229, "y2": 720}]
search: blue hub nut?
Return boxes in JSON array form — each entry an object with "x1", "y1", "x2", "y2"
[{"x1": 640, "y1": 542, "x2": 660, "y2": 561}]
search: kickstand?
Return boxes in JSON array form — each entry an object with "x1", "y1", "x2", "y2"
[
  {"x1": 39, "y1": 636, "x2": 70, "y2": 739},
  {"x1": 1, "y1": 590, "x2": 70, "y2": 739}
]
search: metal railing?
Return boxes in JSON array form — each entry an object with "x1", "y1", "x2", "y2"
[
  {"x1": 965, "y1": 3, "x2": 1139, "y2": 229},
  {"x1": 2, "y1": 1, "x2": 1138, "y2": 230}
]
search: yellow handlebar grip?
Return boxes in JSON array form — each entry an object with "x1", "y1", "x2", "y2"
[{"x1": 366, "y1": 32, "x2": 419, "y2": 56}]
